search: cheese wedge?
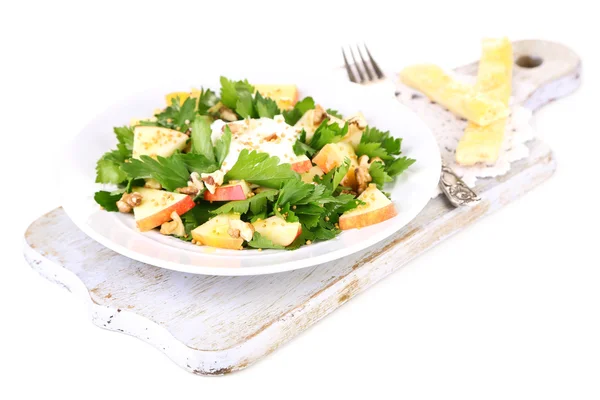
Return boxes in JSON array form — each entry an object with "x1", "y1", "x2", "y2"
[
  {"x1": 456, "y1": 38, "x2": 513, "y2": 165},
  {"x1": 400, "y1": 64, "x2": 509, "y2": 126},
  {"x1": 165, "y1": 89, "x2": 202, "y2": 107},
  {"x1": 253, "y1": 84, "x2": 298, "y2": 110}
]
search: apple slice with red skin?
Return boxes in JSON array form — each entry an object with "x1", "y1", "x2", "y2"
[
  {"x1": 252, "y1": 216, "x2": 302, "y2": 247},
  {"x1": 132, "y1": 187, "x2": 195, "y2": 232},
  {"x1": 339, "y1": 184, "x2": 397, "y2": 230},
  {"x1": 204, "y1": 180, "x2": 252, "y2": 201},
  {"x1": 290, "y1": 155, "x2": 313, "y2": 173}
]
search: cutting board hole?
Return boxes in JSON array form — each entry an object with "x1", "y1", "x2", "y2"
[{"x1": 516, "y1": 55, "x2": 543, "y2": 68}]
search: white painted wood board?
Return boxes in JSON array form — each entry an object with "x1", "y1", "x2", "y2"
[{"x1": 23, "y1": 40, "x2": 580, "y2": 375}]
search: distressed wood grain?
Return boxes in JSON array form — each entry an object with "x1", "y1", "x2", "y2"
[{"x1": 23, "y1": 40, "x2": 580, "y2": 375}]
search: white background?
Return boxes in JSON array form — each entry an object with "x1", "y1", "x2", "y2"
[{"x1": 2, "y1": 0, "x2": 599, "y2": 399}]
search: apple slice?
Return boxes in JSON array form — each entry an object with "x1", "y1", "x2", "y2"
[
  {"x1": 252, "y1": 216, "x2": 302, "y2": 247},
  {"x1": 290, "y1": 155, "x2": 313, "y2": 173},
  {"x1": 203, "y1": 180, "x2": 252, "y2": 201},
  {"x1": 312, "y1": 142, "x2": 359, "y2": 189},
  {"x1": 301, "y1": 165, "x2": 324, "y2": 184},
  {"x1": 191, "y1": 214, "x2": 245, "y2": 250},
  {"x1": 253, "y1": 84, "x2": 298, "y2": 110},
  {"x1": 132, "y1": 126, "x2": 189, "y2": 160},
  {"x1": 296, "y1": 109, "x2": 365, "y2": 148},
  {"x1": 339, "y1": 184, "x2": 397, "y2": 230},
  {"x1": 132, "y1": 187, "x2": 195, "y2": 232}
]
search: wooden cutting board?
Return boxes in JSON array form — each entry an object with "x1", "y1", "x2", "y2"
[{"x1": 23, "y1": 40, "x2": 580, "y2": 375}]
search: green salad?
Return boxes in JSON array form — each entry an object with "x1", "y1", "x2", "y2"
[{"x1": 94, "y1": 77, "x2": 415, "y2": 250}]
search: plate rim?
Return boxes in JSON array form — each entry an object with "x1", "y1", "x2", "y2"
[{"x1": 60, "y1": 76, "x2": 441, "y2": 276}]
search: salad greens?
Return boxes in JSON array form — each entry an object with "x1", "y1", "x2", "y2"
[{"x1": 93, "y1": 76, "x2": 416, "y2": 250}]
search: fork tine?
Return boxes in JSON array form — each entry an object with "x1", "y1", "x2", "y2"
[
  {"x1": 342, "y1": 47, "x2": 357, "y2": 83},
  {"x1": 364, "y1": 44, "x2": 384, "y2": 79},
  {"x1": 349, "y1": 47, "x2": 365, "y2": 83},
  {"x1": 356, "y1": 45, "x2": 374, "y2": 81}
]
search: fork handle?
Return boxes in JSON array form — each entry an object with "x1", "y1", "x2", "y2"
[{"x1": 439, "y1": 163, "x2": 480, "y2": 207}]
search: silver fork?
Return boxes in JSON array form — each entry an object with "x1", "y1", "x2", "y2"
[{"x1": 342, "y1": 44, "x2": 479, "y2": 207}]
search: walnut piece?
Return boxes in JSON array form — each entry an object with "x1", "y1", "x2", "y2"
[
  {"x1": 227, "y1": 228, "x2": 240, "y2": 238},
  {"x1": 355, "y1": 155, "x2": 373, "y2": 194},
  {"x1": 220, "y1": 107, "x2": 238, "y2": 122},
  {"x1": 313, "y1": 104, "x2": 327, "y2": 125},
  {"x1": 160, "y1": 212, "x2": 185, "y2": 237},
  {"x1": 264, "y1": 133, "x2": 278, "y2": 142},
  {"x1": 201, "y1": 170, "x2": 224, "y2": 194},
  {"x1": 176, "y1": 186, "x2": 199, "y2": 196},
  {"x1": 117, "y1": 192, "x2": 143, "y2": 213},
  {"x1": 346, "y1": 113, "x2": 367, "y2": 129},
  {"x1": 189, "y1": 172, "x2": 204, "y2": 191},
  {"x1": 228, "y1": 219, "x2": 254, "y2": 241}
]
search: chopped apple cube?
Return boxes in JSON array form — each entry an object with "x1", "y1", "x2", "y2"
[
  {"x1": 290, "y1": 155, "x2": 313, "y2": 173},
  {"x1": 132, "y1": 126, "x2": 188, "y2": 160},
  {"x1": 132, "y1": 187, "x2": 195, "y2": 232},
  {"x1": 339, "y1": 184, "x2": 397, "y2": 230},
  {"x1": 301, "y1": 165, "x2": 324, "y2": 184},
  {"x1": 312, "y1": 142, "x2": 359, "y2": 189},
  {"x1": 252, "y1": 216, "x2": 302, "y2": 247},
  {"x1": 203, "y1": 180, "x2": 253, "y2": 201}
]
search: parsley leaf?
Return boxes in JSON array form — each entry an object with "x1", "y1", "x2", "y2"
[
  {"x1": 225, "y1": 150, "x2": 299, "y2": 189},
  {"x1": 197, "y1": 88, "x2": 219, "y2": 115},
  {"x1": 320, "y1": 158, "x2": 351, "y2": 191},
  {"x1": 295, "y1": 212, "x2": 321, "y2": 229},
  {"x1": 326, "y1": 109, "x2": 343, "y2": 119},
  {"x1": 211, "y1": 189, "x2": 278, "y2": 215},
  {"x1": 114, "y1": 126, "x2": 134, "y2": 151},
  {"x1": 276, "y1": 180, "x2": 315, "y2": 206},
  {"x1": 121, "y1": 155, "x2": 189, "y2": 192},
  {"x1": 178, "y1": 153, "x2": 218, "y2": 175},
  {"x1": 293, "y1": 139, "x2": 317, "y2": 157},
  {"x1": 247, "y1": 232, "x2": 285, "y2": 250},
  {"x1": 220, "y1": 77, "x2": 254, "y2": 110},
  {"x1": 369, "y1": 161, "x2": 393, "y2": 189},
  {"x1": 356, "y1": 142, "x2": 391, "y2": 161},
  {"x1": 357, "y1": 126, "x2": 415, "y2": 177},
  {"x1": 236, "y1": 90, "x2": 256, "y2": 118},
  {"x1": 309, "y1": 120, "x2": 348, "y2": 151},
  {"x1": 152, "y1": 97, "x2": 197, "y2": 131},
  {"x1": 214, "y1": 125, "x2": 232, "y2": 167},
  {"x1": 190, "y1": 117, "x2": 215, "y2": 162},
  {"x1": 96, "y1": 158, "x2": 127, "y2": 184},
  {"x1": 283, "y1": 97, "x2": 315, "y2": 125},
  {"x1": 93, "y1": 190, "x2": 123, "y2": 211},
  {"x1": 386, "y1": 156, "x2": 416, "y2": 177},
  {"x1": 357, "y1": 126, "x2": 402, "y2": 161},
  {"x1": 255, "y1": 92, "x2": 280, "y2": 118}
]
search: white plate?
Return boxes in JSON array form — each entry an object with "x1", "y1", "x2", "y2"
[{"x1": 60, "y1": 75, "x2": 440, "y2": 276}]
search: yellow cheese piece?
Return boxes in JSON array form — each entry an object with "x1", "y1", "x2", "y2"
[
  {"x1": 456, "y1": 38, "x2": 513, "y2": 165},
  {"x1": 400, "y1": 64, "x2": 509, "y2": 126},
  {"x1": 165, "y1": 92, "x2": 190, "y2": 106}
]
